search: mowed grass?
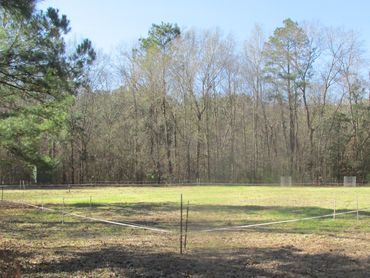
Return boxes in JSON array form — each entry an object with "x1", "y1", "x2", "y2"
[
  {"x1": 4, "y1": 184, "x2": 370, "y2": 206},
  {"x1": 2, "y1": 185, "x2": 370, "y2": 234},
  {"x1": 2, "y1": 185, "x2": 370, "y2": 277}
]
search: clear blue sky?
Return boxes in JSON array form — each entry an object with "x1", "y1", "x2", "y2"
[{"x1": 38, "y1": 0, "x2": 370, "y2": 54}]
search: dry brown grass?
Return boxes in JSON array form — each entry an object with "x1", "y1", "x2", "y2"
[{"x1": 1, "y1": 198, "x2": 370, "y2": 277}]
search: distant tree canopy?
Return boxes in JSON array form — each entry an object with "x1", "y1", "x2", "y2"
[
  {"x1": 263, "y1": 18, "x2": 315, "y2": 175},
  {"x1": 0, "y1": 15, "x2": 369, "y2": 185},
  {"x1": 139, "y1": 22, "x2": 180, "y2": 51},
  {"x1": 0, "y1": 1, "x2": 95, "y2": 180}
]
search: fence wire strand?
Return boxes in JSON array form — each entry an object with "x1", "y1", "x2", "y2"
[
  {"x1": 3, "y1": 200, "x2": 172, "y2": 233},
  {"x1": 200, "y1": 208, "x2": 370, "y2": 232}
]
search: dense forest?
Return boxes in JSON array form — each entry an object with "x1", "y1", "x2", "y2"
[{"x1": 1, "y1": 2, "x2": 369, "y2": 184}]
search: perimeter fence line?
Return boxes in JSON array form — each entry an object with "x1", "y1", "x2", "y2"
[
  {"x1": 2, "y1": 195, "x2": 369, "y2": 235},
  {"x1": 2, "y1": 200, "x2": 172, "y2": 234},
  {"x1": 1, "y1": 180, "x2": 369, "y2": 189},
  {"x1": 200, "y1": 208, "x2": 370, "y2": 232}
]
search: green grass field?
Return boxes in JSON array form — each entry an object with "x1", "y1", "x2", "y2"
[
  {"x1": 1, "y1": 185, "x2": 370, "y2": 277},
  {"x1": 3, "y1": 185, "x2": 370, "y2": 232},
  {"x1": 5, "y1": 185, "x2": 370, "y2": 205}
]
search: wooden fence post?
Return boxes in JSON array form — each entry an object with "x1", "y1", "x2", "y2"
[
  {"x1": 180, "y1": 194, "x2": 183, "y2": 255},
  {"x1": 333, "y1": 199, "x2": 336, "y2": 220},
  {"x1": 62, "y1": 197, "x2": 65, "y2": 224},
  {"x1": 356, "y1": 196, "x2": 359, "y2": 222},
  {"x1": 90, "y1": 196, "x2": 93, "y2": 216},
  {"x1": 184, "y1": 201, "x2": 189, "y2": 251}
]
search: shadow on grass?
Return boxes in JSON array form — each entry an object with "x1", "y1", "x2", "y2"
[
  {"x1": 0, "y1": 248, "x2": 30, "y2": 277},
  {"x1": 1, "y1": 203, "x2": 370, "y2": 277},
  {"x1": 69, "y1": 202, "x2": 370, "y2": 231},
  {"x1": 2, "y1": 202, "x2": 370, "y2": 237},
  {"x1": 10, "y1": 244, "x2": 369, "y2": 277},
  {"x1": 72, "y1": 201, "x2": 176, "y2": 213},
  {"x1": 70, "y1": 202, "x2": 370, "y2": 216}
]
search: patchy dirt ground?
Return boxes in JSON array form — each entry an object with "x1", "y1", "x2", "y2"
[{"x1": 1, "y1": 202, "x2": 370, "y2": 277}]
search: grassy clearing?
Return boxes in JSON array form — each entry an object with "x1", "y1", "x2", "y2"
[
  {"x1": 4, "y1": 185, "x2": 370, "y2": 206},
  {"x1": 3, "y1": 185, "x2": 370, "y2": 231},
  {"x1": 1, "y1": 185, "x2": 370, "y2": 277},
  {"x1": 2, "y1": 185, "x2": 370, "y2": 234}
]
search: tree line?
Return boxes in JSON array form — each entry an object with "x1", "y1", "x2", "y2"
[{"x1": 0, "y1": 3, "x2": 369, "y2": 184}]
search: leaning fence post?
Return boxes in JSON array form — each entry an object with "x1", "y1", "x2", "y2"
[
  {"x1": 356, "y1": 196, "x2": 359, "y2": 222},
  {"x1": 180, "y1": 194, "x2": 183, "y2": 255},
  {"x1": 62, "y1": 197, "x2": 65, "y2": 224},
  {"x1": 333, "y1": 199, "x2": 336, "y2": 220},
  {"x1": 184, "y1": 201, "x2": 189, "y2": 251},
  {"x1": 90, "y1": 196, "x2": 92, "y2": 216}
]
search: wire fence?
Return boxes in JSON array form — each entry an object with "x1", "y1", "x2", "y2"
[
  {"x1": 1, "y1": 185, "x2": 369, "y2": 257},
  {"x1": 2, "y1": 199, "x2": 172, "y2": 233},
  {"x1": 1, "y1": 179, "x2": 369, "y2": 189},
  {"x1": 200, "y1": 209, "x2": 370, "y2": 232},
  {"x1": 2, "y1": 194, "x2": 368, "y2": 233}
]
